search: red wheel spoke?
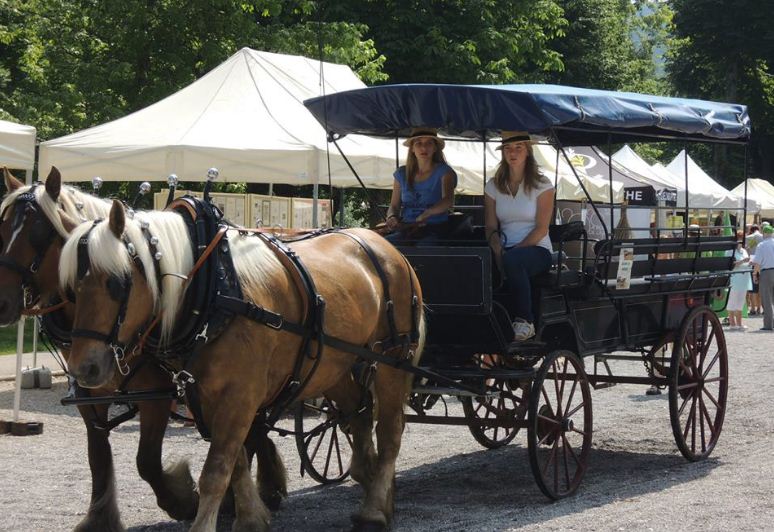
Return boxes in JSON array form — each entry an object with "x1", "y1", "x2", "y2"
[
  {"x1": 570, "y1": 427, "x2": 587, "y2": 437},
  {"x1": 698, "y1": 397, "x2": 707, "y2": 454},
  {"x1": 699, "y1": 326, "x2": 716, "y2": 371},
  {"x1": 562, "y1": 435, "x2": 571, "y2": 491},
  {"x1": 537, "y1": 413, "x2": 561, "y2": 425},
  {"x1": 554, "y1": 436, "x2": 560, "y2": 494},
  {"x1": 308, "y1": 427, "x2": 327, "y2": 463},
  {"x1": 702, "y1": 351, "x2": 721, "y2": 379},
  {"x1": 702, "y1": 387, "x2": 720, "y2": 409},
  {"x1": 565, "y1": 401, "x2": 586, "y2": 419},
  {"x1": 333, "y1": 428, "x2": 344, "y2": 476},
  {"x1": 699, "y1": 395, "x2": 715, "y2": 436},
  {"x1": 677, "y1": 390, "x2": 692, "y2": 417},
  {"x1": 564, "y1": 375, "x2": 579, "y2": 419},
  {"x1": 562, "y1": 432, "x2": 581, "y2": 467},
  {"x1": 541, "y1": 437, "x2": 559, "y2": 476},
  {"x1": 552, "y1": 360, "x2": 562, "y2": 413},
  {"x1": 541, "y1": 386, "x2": 555, "y2": 415},
  {"x1": 557, "y1": 358, "x2": 569, "y2": 413},
  {"x1": 703, "y1": 376, "x2": 725, "y2": 384},
  {"x1": 677, "y1": 381, "x2": 699, "y2": 391},
  {"x1": 682, "y1": 395, "x2": 696, "y2": 440}
]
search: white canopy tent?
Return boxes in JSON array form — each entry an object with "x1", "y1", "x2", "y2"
[
  {"x1": 0, "y1": 119, "x2": 37, "y2": 428},
  {"x1": 38, "y1": 48, "x2": 496, "y2": 195},
  {"x1": 731, "y1": 179, "x2": 774, "y2": 218},
  {"x1": 665, "y1": 149, "x2": 749, "y2": 210},
  {"x1": 0, "y1": 119, "x2": 36, "y2": 179}
]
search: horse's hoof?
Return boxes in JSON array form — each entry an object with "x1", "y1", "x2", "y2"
[
  {"x1": 350, "y1": 514, "x2": 388, "y2": 532},
  {"x1": 261, "y1": 490, "x2": 283, "y2": 512}
]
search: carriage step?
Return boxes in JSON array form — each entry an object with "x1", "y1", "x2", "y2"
[
  {"x1": 411, "y1": 385, "x2": 494, "y2": 398},
  {"x1": 423, "y1": 366, "x2": 535, "y2": 380}
]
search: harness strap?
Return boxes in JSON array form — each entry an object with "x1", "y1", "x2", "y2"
[
  {"x1": 336, "y1": 231, "x2": 402, "y2": 349},
  {"x1": 22, "y1": 299, "x2": 68, "y2": 316}
]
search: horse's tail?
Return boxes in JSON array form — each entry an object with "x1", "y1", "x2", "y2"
[{"x1": 412, "y1": 311, "x2": 426, "y2": 367}]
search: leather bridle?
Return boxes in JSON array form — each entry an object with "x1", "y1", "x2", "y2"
[{"x1": 0, "y1": 186, "x2": 58, "y2": 307}]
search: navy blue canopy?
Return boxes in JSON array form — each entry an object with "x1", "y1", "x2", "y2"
[{"x1": 304, "y1": 84, "x2": 751, "y2": 145}]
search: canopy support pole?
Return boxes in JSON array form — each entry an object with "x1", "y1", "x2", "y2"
[
  {"x1": 555, "y1": 138, "x2": 608, "y2": 238},
  {"x1": 331, "y1": 137, "x2": 383, "y2": 221}
]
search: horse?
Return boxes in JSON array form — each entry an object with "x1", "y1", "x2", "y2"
[
  {"x1": 0, "y1": 168, "x2": 201, "y2": 531},
  {"x1": 62, "y1": 198, "x2": 425, "y2": 531}
]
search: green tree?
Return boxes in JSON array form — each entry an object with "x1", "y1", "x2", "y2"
[
  {"x1": 668, "y1": 0, "x2": 774, "y2": 184},
  {"x1": 324, "y1": 0, "x2": 567, "y2": 84}
]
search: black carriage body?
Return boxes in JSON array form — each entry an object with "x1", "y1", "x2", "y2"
[{"x1": 401, "y1": 234, "x2": 735, "y2": 364}]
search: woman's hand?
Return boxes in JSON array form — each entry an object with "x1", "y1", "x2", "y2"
[
  {"x1": 415, "y1": 211, "x2": 429, "y2": 224},
  {"x1": 386, "y1": 214, "x2": 400, "y2": 230}
]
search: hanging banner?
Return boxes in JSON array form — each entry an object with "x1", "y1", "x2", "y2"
[{"x1": 657, "y1": 188, "x2": 678, "y2": 207}]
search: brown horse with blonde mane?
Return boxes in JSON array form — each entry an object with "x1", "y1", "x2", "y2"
[
  {"x1": 61, "y1": 198, "x2": 424, "y2": 531},
  {"x1": 0, "y1": 168, "x2": 204, "y2": 531}
]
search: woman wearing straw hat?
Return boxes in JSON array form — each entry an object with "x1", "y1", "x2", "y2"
[
  {"x1": 385, "y1": 128, "x2": 457, "y2": 243},
  {"x1": 485, "y1": 131, "x2": 554, "y2": 341}
]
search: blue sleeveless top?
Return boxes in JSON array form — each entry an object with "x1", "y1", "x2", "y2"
[{"x1": 394, "y1": 163, "x2": 456, "y2": 224}]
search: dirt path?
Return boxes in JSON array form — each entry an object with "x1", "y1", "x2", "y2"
[{"x1": 2, "y1": 324, "x2": 774, "y2": 531}]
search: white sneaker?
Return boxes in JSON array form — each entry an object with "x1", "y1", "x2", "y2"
[{"x1": 512, "y1": 319, "x2": 535, "y2": 341}]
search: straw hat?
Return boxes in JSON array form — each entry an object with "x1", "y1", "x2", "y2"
[
  {"x1": 496, "y1": 130, "x2": 534, "y2": 150},
  {"x1": 402, "y1": 128, "x2": 445, "y2": 149}
]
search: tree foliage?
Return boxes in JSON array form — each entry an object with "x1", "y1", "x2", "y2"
[{"x1": 667, "y1": 0, "x2": 774, "y2": 182}]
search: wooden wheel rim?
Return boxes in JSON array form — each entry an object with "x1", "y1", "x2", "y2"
[
  {"x1": 527, "y1": 350, "x2": 593, "y2": 500},
  {"x1": 669, "y1": 306, "x2": 728, "y2": 461},
  {"x1": 294, "y1": 399, "x2": 353, "y2": 484}
]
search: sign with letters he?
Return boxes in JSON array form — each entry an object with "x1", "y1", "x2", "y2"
[{"x1": 623, "y1": 186, "x2": 656, "y2": 206}]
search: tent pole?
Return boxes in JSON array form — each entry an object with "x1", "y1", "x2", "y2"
[
  {"x1": 12, "y1": 317, "x2": 24, "y2": 422},
  {"x1": 312, "y1": 180, "x2": 319, "y2": 228}
]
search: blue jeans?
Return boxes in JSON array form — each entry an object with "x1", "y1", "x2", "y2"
[{"x1": 502, "y1": 245, "x2": 552, "y2": 322}]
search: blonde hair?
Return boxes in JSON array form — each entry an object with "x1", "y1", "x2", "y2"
[{"x1": 493, "y1": 144, "x2": 548, "y2": 195}]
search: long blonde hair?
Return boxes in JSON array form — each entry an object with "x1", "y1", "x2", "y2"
[
  {"x1": 405, "y1": 139, "x2": 448, "y2": 190},
  {"x1": 493, "y1": 144, "x2": 547, "y2": 195}
]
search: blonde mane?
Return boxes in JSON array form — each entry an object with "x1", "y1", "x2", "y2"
[
  {"x1": 61, "y1": 210, "x2": 194, "y2": 342},
  {"x1": 1, "y1": 184, "x2": 112, "y2": 237}
]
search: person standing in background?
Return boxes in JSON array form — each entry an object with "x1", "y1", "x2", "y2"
[{"x1": 751, "y1": 224, "x2": 774, "y2": 330}]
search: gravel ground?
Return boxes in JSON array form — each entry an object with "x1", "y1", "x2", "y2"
[{"x1": 2, "y1": 321, "x2": 774, "y2": 532}]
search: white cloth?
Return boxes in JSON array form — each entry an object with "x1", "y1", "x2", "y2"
[
  {"x1": 485, "y1": 177, "x2": 553, "y2": 252},
  {"x1": 729, "y1": 247, "x2": 752, "y2": 292},
  {"x1": 727, "y1": 287, "x2": 747, "y2": 311},
  {"x1": 751, "y1": 237, "x2": 774, "y2": 269}
]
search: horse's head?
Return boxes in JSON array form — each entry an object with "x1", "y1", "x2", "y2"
[
  {"x1": 0, "y1": 167, "x2": 78, "y2": 325},
  {"x1": 62, "y1": 200, "x2": 188, "y2": 388}
]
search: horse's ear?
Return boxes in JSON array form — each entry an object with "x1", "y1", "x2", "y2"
[
  {"x1": 59, "y1": 212, "x2": 78, "y2": 235},
  {"x1": 108, "y1": 199, "x2": 125, "y2": 238},
  {"x1": 44, "y1": 166, "x2": 62, "y2": 201},
  {"x1": 3, "y1": 167, "x2": 24, "y2": 192}
]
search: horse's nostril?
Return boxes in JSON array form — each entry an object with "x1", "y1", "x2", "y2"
[{"x1": 84, "y1": 363, "x2": 100, "y2": 381}]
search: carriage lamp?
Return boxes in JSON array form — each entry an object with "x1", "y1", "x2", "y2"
[
  {"x1": 91, "y1": 176, "x2": 103, "y2": 194},
  {"x1": 204, "y1": 167, "x2": 219, "y2": 203}
]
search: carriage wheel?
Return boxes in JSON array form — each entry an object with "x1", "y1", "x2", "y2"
[
  {"x1": 646, "y1": 332, "x2": 674, "y2": 378},
  {"x1": 294, "y1": 398, "x2": 353, "y2": 484},
  {"x1": 669, "y1": 306, "x2": 728, "y2": 461},
  {"x1": 527, "y1": 350, "x2": 593, "y2": 500},
  {"x1": 461, "y1": 378, "x2": 527, "y2": 449}
]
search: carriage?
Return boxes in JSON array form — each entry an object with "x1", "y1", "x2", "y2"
[
  {"x1": 299, "y1": 84, "x2": 748, "y2": 499},
  {"x1": 0, "y1": 84, "x2": 748, "y2": 531}
]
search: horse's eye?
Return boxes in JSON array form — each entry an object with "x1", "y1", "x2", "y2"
[{"x1": 106, "y1": 276, "x2": 126, "y2": 301}]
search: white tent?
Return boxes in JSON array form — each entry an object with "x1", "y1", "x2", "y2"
[
  {"x1": 0, "y1": 119, "x2": 36, "y2": 178},
  {"x1": 39, "y1": 48, "x2": 399, "y2": 187},
  {"x1": 39, "y1": 48, "x2": 499, "y2": 194},
  {"x1": 665, "y1": 150, "x2": 748, "y2": 210},
  {"x1": 731, "y1": 179, "x2": 774, "y2": 217}
]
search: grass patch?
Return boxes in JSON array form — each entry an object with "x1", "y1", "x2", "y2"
[{"x1": 0, "y1": 323, "x2": 38, "y2": 355}]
